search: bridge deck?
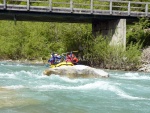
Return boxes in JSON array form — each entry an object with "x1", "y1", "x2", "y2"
[{"x1": 0, "y1": 0, "x2": 149, "y2": 22}]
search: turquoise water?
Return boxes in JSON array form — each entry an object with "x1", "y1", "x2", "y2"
[{"x1": 0, "y1": 62, "x2": 150, "y2": 113}]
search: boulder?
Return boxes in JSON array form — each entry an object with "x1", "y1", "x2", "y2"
[{"x1": 43, "y1": 65, "x2": 109, "y2": 78}]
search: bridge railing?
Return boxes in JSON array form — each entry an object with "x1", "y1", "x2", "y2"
[{"x1": 0, "y1": 0, "x2": 150, "y2": 17}]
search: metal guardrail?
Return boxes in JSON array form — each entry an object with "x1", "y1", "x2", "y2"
[{"x1": 0, "y1": 0, "x2": 150, "y2": 17}]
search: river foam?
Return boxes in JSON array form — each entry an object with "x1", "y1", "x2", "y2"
[{"x1": 112, "y1": 72, "x2": 150, "y2": 80}]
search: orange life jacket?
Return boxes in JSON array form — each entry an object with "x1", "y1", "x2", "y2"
[
  {"x1": 66, "y1": 54, "x2": 79, "y2": 63},
  {"x1": 72, "y1": 57, "x2": 79, "y2": 63}
]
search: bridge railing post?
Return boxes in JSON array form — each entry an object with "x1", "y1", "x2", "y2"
[
  {"x1": 110, "y1": 0, "x2": 112, "y2": 15},
  {"x1": 3, "y1": 0, "x2": 6, "y2": 9},
  {"x1": 70, "y1": 0, "x2": 73, "y2": 13},
  {"x1": 49, "y1": 0, "x2": 52, "y2": 11},
  {"x1": 128, "y1": 1, "x2": 130, "y2": 16},
  {"x1": 91, "y1": 0, "x2": 93, "y2": 14},
  {"x1": 145, "y1": 3, "x2": 148, "y2": 17},
  {"x1": 27, "y1": 0, "x2": 30, "y2": 11}
]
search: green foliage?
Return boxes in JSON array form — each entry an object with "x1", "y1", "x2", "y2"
[
  {"x1": 125, "y1": 42, "x2": 142, "y2": 66},
  {"x1": 85, "y1": 36, "x2": 142, "y2": 70},
  {"x1": 127, "y1": 18, "x2": 150, "y2": 48},
  {"x1": 0, "y1": 21, "x2": 92, "y2": 61},
  {"x1": 0, "y1": 21, "x2": 60, "y2": 59},
  {"x1": 61, "y1": 23, "x2": 92, "y2": 52}
]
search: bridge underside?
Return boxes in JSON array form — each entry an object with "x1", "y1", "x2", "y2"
[{"x1": 0, "y1": 10, "x2": 137, "y2": 23}]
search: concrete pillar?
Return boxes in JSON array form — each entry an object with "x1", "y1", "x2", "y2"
[{"x1": 92, "y1": 19, "x2": 126, "y2": 48}]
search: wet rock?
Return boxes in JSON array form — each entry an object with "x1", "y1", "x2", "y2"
[{"x1": 43, "y1": 65, "x2": 109, "y2": 78}]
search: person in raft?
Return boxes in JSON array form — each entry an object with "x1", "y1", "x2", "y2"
[
  {"x1": 66, "y1": 52, "x2": 79, "y2": 65},
  {"x1": 48, "y1": 53, "x2": 61, "y2": 65}
]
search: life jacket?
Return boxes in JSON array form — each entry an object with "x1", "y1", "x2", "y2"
[
  {"x1": 48, "y1": 53, "x2": 55, "y2": 65},
  {"x1": 66, "y1": 53, "x2": 79, "y2": 64},
  {"x1": 72, "y1": 57, "x2": 79, "y2": 63},
  {"x1": 66, "y1": 54, "x2": 72, "y2": 62},
  {"x1": 55, "y1": 54, "x2": 61, "y2": 63},
  {"x1": 48, "y1": 57, "x2": 54, "y2": 64}
]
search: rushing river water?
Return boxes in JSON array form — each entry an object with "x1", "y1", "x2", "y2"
[{"x1": 0, "y1": 62, "x2": 150, "y2": 113}]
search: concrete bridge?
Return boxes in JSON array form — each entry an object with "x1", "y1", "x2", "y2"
[{"x1": 0, "y1": 0, "x2": 150, "y2": 46}]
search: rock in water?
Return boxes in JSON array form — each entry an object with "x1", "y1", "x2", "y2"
[{"x1": 43, "y1": 65, "x2": 109, "y2": 78}]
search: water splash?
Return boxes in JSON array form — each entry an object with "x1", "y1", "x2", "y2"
[
  {"x1": 2, "y1": 85, "x2": 25, "y2": 89},
  {"x1": 112, "y1": 72, "x2": 150, "y2": 80}
]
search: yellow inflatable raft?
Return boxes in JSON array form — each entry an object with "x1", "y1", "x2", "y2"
[{"x1": 50, "y1": 61, "x2": 74, "y2": 68}]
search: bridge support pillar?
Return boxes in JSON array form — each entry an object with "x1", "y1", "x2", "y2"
[{"x1": 92, "y1": 19, "x2": 126, "y2": 47}]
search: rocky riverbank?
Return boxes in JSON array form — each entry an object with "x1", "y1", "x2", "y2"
[
  {"x1": 138, "y1": 47, "x2": 150, "y2": 72},
  {"x1": 138, "y1": 64, "x2": 150, "y2": 72}
]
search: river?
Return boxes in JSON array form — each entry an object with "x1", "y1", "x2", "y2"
[{"x1": 0, "y1": 61, "x2": 150, "y2": 113}]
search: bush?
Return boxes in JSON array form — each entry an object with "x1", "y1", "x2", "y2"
[
  {"x1": 127, "y1": 18, "x2": 150, "y2": 48},
  {"x1": 85, "y1": 36, "x2": 142, "y2": 70}
]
